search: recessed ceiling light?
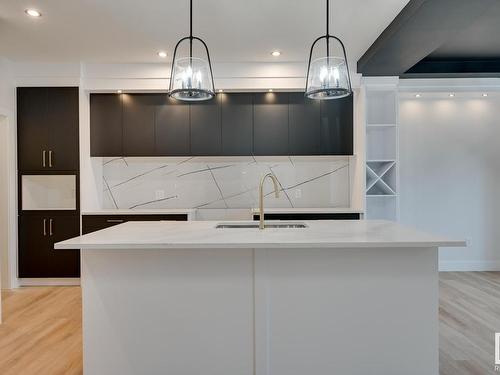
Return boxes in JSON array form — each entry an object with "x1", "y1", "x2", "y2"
[
  {"x1": 117, "y1": 90, "x2": 122, "y2": 94},
  {"x1": 449, "y1": 93, "x2": 455, "y2": 97},
  {"x1": 157, "y1": 51, "x2": 167, "y2": 58},
  {"x1": 415, "y1": 94, "x2": 421, "y2": 98},
  {"x1": 271, "y1": 51, "x2": 281, "y2": 57},
  {"x1": 482, "y1": 93, "x2": 488, "y2": 97},
  {"x1": 25, "y1": 9, "x2": 41, "y2": 17},
  {"x1": 268, "y1": 89, "x2": 273, "y2": 92}
]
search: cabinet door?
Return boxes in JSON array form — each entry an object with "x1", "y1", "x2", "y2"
[
  {"x1": 253, "y1": 93, "x2": 289, "y2": 155},
  {"x1": 190, "y1": 96, "x2": 221, "y2": 156},
  {"x1": 221, "y1": 93, "x2": 253, "y2": 155},
  {"x1": 18, "y1": 215, "x2": 50, "y2": 278},
  {"x1": 289, "y1": 93, "x2": 321, "y2": 155},
  {"x1": 319, "y1": 95, "x2": 353, "y2": 155},
  {"x1": 17, "y1": 88, "x2": 49, "y2": 171},
  {"x1": 155, "y1": 96, "x2": 190, "y2": 156},
  {"x1": 122, "y1": 94, "x2": 157, "y2": 156},
  {"x1": 90, "y1": 94, "x2": 123, "y2": 156},
  {"x1": 46, "y1": 215, "x2": 80, "y2": 277},
  {"x1": 47, "y1": 87, "x2": 79, "y2": 170}
]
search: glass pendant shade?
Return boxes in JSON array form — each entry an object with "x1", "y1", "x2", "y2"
[
  {"x1": 170, "y1": 55, "x2": 215, "y2": 101},
  {"x1": 305, "y1": 0, "x2": 352, "y2": 100},
  {"x1": 168, "y1": 0, "x2": 215, "y2": 101},
  {"x1": 306, "y1": 55, "x2": 351, "y2": 99}
]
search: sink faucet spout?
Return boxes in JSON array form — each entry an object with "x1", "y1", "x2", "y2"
[{"x1": 259, "y1": 173, "x2": 280, "y2": 230}]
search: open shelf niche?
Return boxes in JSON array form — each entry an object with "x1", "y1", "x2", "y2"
[{"x1": 364, "y1": 80, "x2": 399, "y2": 221}]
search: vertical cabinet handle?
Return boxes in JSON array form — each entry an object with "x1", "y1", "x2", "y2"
[
  {"x1": 49, "y1": 219, "x2": 53, "y2": 236},
  {"x1": 43, "y1": 219, "x2": 47, "y2": 236},
  {"x1": 42, "y1": 150, "x2": 46, "y2": 167},
  {"x1": 48, "y1": 150, "x2": 53, "y2": 168}
]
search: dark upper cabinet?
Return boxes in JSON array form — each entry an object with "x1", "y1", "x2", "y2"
[
  {"x1": 18, "y1": 214, "x2": 80, "y2": 278},
  {"x1": 155, "y1": 96, "x2": 190, "y2": 156},
  {"x1": 289, "y1": 93, "x2": 321, "y2": 155},
  {"x1": 320, "y1": 94, "x2": 354, "y2": 155},
  {"x1": 17, "y1": 88, "x2": 49, "y2": 171},
  {"x1": 190, "y1": 96, "x2": 221, "y2": 156},
  {"x1": 122, "y1": 94, "x2": 157, "y2": 156},
  {"x1": 253, "y1": 93, "x2": 289, "y2": 155},
  {"x1": 46, "y1": 88, "x2": 79, "y2": 170},
  {"x1": 221, "y1": 93, "x2": 253, "y2": 155},
  {"x1": 17, "y1": 87, "x2": 79, "y2": 171},
  {"x1": 89, "y1": 92, "x2": 353, "y2": 157},
  {"x1": 90, "y1": 94, "x2": 123, "y2": 157}
]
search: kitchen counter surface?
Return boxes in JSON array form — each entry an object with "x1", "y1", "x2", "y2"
[{"x1": 55, "y1": 219, "x2": 465, "y2": 250}]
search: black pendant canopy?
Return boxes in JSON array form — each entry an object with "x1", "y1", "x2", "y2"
[
  {"x1": 169, "y1": 0, "x2": 215, "y2": 101},
  {"x1": 305, "y1": 0, "x2": 352, "y2": 100}
]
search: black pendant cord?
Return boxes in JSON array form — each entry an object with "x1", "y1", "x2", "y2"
[
  {"x1": 189, "y1": 0, "x2": 193, "y2": 59},
  {"x1": 326, "y1": 0, "x2": 330, "y2": 57}
]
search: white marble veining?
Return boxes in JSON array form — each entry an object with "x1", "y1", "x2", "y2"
[
  {"x1": 55, "y1": 220, "x2": 466, "y2": 250},
  {"x1": 101, "y1": 156, "x2": 351, "y2": 210}
]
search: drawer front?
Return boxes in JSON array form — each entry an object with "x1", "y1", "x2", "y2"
[
  {"x1": 253, "y1": 213, "x2": 361, "y2": 221},
  {"x1": 82, "y1": 214, "x2": 188, "y2": 234}
]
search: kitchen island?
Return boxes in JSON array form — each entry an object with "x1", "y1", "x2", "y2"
[{"x1": 55, "y1": 220, "x2": 465, "y2": 375}]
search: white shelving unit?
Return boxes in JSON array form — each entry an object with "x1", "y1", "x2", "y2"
[{"x1": 364, "y1": 80, "x2": 399, "y2": 221}]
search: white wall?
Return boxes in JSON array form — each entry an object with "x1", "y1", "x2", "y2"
[
  {"x1": 399, "y1": 91, "x2": 500, "y2": 271},
  {"x1": 0, "y1": 59, "x2": 16, "y2": 294}
]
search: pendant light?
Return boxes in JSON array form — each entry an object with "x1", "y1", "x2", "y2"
[
  {"x1": 169, "y1": 0, "x2": 215, "y2": 101},
  {"x1": 305, "y1": 0, "x2": 352, "y2": 100}
]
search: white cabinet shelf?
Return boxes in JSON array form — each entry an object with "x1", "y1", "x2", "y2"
[{"x1": 364, "y1": 84, "x2": 399, "y2": 221}]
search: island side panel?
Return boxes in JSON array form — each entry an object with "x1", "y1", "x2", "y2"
[
  {"x1": 254, "y1": 246, "x2": 439, "y2": 375},
  {"x1": 81, "y1": 248, "x2": 254, "y2": 375}
]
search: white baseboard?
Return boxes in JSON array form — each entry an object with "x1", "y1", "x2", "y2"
[
  {"x1": 439, "y1": 261, "x2": 500, "y2": 272},
  {"x1": 17, "y1": 278, "x2": 81, "y2": 286}
]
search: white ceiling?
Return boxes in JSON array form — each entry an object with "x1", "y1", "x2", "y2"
[{"x1": 0, "y1": 0, "x2": 409, "y2": 70}]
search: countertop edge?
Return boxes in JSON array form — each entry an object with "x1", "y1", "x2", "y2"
[{"x1": 55, "y1": 240, "x2": 467, "y2": 250}]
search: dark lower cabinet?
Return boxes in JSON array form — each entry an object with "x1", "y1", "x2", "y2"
[
  {"x1": 19, "y1": 214, "x2": 80, "y2": 278},
  {"x1": 82, "y1": 214, "x2": 188, "y2": 235},
  {"x1": 252, "y1": 212, "x2": 361, "y2": 221}
]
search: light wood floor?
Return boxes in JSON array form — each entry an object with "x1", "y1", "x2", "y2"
[
  {"x1": 0, "y1": 286, "x2": 82, "y2": 375},
  {"x1": 0, "y1": 272, "x2": 499, "y2": 375}
]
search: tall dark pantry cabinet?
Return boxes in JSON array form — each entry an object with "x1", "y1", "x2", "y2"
[{"x1": 17, "y1": 87, "x2": 81, "y2": 278}]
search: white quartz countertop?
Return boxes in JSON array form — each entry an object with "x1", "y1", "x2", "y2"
[
  {"x1": 82, "y1": 209, "x2": 196, "y2": 216},
  {"x1": 55, "y1": 220, "x2": 466, "y2": 250},
  {"x1": 251, "y1": 208, "x2": 363, "y2": 214}
]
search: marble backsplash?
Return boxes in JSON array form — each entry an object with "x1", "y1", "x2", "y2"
[{"x1": 102, "y1": 156, "x2": 351, "y2": 210}]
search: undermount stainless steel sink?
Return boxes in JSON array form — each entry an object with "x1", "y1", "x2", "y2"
[{"x1": 215, "y1": 222, "x2": 308, "y2": 229}]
